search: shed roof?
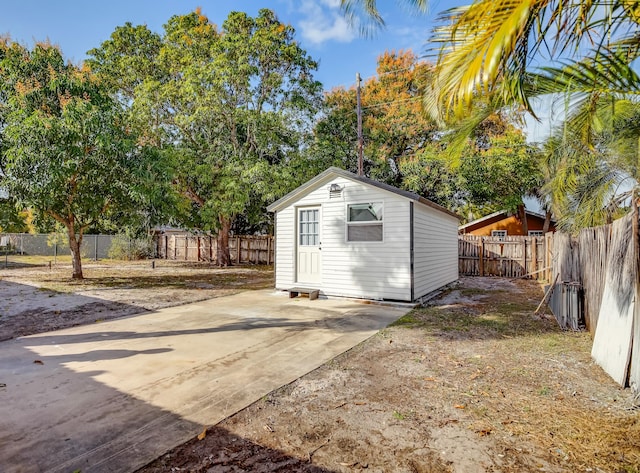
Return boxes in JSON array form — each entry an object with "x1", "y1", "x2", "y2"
[{"x1": 267, "y1": 167, "x2": 459, "y2": 219}]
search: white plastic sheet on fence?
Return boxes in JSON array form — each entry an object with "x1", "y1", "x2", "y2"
[{"x1": 591, "y1": 212, "x2": 637, "y2": 387}]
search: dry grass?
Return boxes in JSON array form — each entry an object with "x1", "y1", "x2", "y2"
[
  {"x1": 1, "y1": 259, "x2": 274, "y2": 293},
  {"x1": 1, "y1": 261, "x2": 275, "y2": 340},
  {"x1": 391, "y1": 280, "x2": 640, "y2": 472}
]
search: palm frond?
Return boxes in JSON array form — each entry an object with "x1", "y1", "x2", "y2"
[
  {"x1": 534, "y1": 41, "x2": 640, "y2": 97},
  {"x1": 425, "y1": 0, "x2": 549, "y2": 120},
  {"x1": 559, "y1": 162, "x2": 626, "y2": 230},
  {"x1": 340, "y1": 0, "x2": 428, "y2": 36}
]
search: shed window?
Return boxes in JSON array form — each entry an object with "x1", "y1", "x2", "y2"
[
  {"x1": 347, "y1": 202, "x2": 383, "y2": 242},
  {"x1": 528, "y1": 230, "x2": 544, "y2": 237},
  {"x1": 299, "y1": 208, "x2": 319, "y2": 246},
  {"x1": 491, "y1": 230, "x2": 507, "y2": 241}
]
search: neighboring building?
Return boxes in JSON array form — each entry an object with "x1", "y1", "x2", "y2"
[
  {"x1": 458, "y1": 209, "x2": 555, "y2": 238},
  {"x1": 267, "y1": 167, "x2": 459, "y2": 302}
]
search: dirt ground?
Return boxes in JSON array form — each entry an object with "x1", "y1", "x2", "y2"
[
  {"x1": 0, "y1": 260, "x2": 273, "y2": 341},
  {"x1": 1, "y1": 264, "x2": 639, "y2": 472}
]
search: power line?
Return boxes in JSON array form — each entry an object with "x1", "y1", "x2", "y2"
[{"x1": 330, "y1": 64, "x2": 426, "y2": 91}]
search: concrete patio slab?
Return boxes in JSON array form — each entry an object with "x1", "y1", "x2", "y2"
[{"x1": 0, "y1": 289, "x2": 410, "y2": 473}]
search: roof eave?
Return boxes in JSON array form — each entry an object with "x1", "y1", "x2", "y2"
[{"x1": 267, "y1": 166, "x2": 460, "y2": 220}]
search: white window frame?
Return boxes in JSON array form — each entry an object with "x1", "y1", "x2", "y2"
[
  {"x1": 346, "y1": 201, "x2": 384, "y2": 243},
  {"x1": 528, "y1": 230, "x2": 544, "y2": 237},
  {"x1": 491, "y1": 230, "x2": 507, "y2": 241},
  {"x1": 298, "y1": 207, "x2": 320, "y2": 247}
]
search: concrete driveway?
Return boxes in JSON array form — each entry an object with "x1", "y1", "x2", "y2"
[{"x1": 0, "y1": 290, "x2": 410, "y2": 473}]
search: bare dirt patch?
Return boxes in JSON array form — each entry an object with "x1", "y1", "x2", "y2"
[
  {"x1": 0, "y1": 260, "x2": 273, "y2": 340},
  {"x1": 139, "y1": 278, "x2": 640, "y2": 473}
]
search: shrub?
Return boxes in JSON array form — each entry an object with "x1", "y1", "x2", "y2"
[{"x1": 108, "y1": 234, "x2": 155, "y2": 260}]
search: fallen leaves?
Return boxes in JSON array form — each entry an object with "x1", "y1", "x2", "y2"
[
  {"x1": 33, "y1": 360, "x2": 44, "y2": 365},
  {"x1": 469, "y1": 370, "x2": 483, "y2": 380},
  {"x1": 197, "y1": 427, "x2": 207, "y2": 441}
]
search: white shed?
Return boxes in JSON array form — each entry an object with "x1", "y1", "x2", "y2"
[{"x1": 267, "y1": 167, "x2": 459, "y2": 302}]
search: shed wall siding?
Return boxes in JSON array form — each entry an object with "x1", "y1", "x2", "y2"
[
  {"x1": 274, "y1": 206, "x2": 295, "y2": 289},
  {"x1": 413, "y1": 203, "x2": 459, "y2": 297},
  {"x1": 275, "y1": 176, "x2": 412, "y2": 301}
]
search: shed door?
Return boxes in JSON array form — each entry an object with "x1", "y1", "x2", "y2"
[{"x1": 297, "y1": 207, "x2": 321, "y2": 285}]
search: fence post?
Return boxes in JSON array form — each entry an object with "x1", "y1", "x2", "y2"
[
  {"x1": 546, "y1": 234, "x2": 552, "y2": 281},
  {"x1": 94, "y1": 234, "x2": 98, "y2": 261},
  {"x1": 522, "y1": 238, "x2": 527, "y2": 277},
  {"x1": 479, "y1": 238, "x2": 484, "y2": 276},
  {"x1": 267, "y1": 236, "x2": 271, "y2": 265},
  {"x1": 184, "y1": 236, "x2": 188, "y2": 261},
  {"x1": 236, "y1": 236, "x2": 241, "y2": 264},
  {"x1": 197, "y1": 236, "x2": 201, "y2": 262},
  {"x1": 531, "y1": 237, "x2": 538, "y2": 279}
]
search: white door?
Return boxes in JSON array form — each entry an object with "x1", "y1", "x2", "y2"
[{"x1": 297, "y1": 206, "x2": 321, "y2": 285}]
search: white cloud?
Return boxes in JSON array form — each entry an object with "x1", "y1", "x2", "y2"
[
  {"x1": 320, "y1": 0, "x2": 342, "y2": 7},
  {"x1": 297, "y1": 0, "x2": 356, "y2": 45}
]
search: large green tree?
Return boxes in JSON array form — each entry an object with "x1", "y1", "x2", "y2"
[
  {"x1": 88, "y1": 9, "x2": 322, "y2": 265},
  {"x1": 312, "y1": 50, "x2": 437, "y2": 184},
  {"x1": 1, "y1": 41, "x2": 167, "y2": 278},
  {"x1": 399, "y1": 113, "x2": 542, "y2": 222}
]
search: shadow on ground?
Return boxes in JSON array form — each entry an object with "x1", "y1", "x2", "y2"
[
  {"x1": 0, "y1": 280, "x2": 148, "y2": 341},
  {"x1": 138, "y1": 425, "x2": 337, "y2": 473}
]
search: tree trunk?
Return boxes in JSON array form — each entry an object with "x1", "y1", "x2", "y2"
[
  {"x1": 543, "y1": 210, "x2": 552, "y2": 233},
  {"x1": 216, "y1": 215, "x2": 232, "y2": 267},
  {"x1": 67, "y1": 227, "x2": 84, "y2": 279},
  {"x1": 518, "y1": 203, "x2": 529, "y2": 235}
]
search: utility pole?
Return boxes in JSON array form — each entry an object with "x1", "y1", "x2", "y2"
[{"x1": 356, "y1": 72, "x2": 363, "y2": 176}]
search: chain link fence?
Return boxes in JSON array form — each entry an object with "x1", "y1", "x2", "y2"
[
  {"x1": 0, "y1": 233, "x2": 127, "y2": 268},
  {"x1": 0, "y1": 233, "x2": 272, "y2": 268}
]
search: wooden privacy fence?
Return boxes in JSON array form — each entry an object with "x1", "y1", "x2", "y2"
[
  {"x1": 459, "y1": 214, "x2": 640, "y2": 392},
  {"x1": 458, "y1": 235, "x2": 551, "y2": 280},
  {"x1": 155, "y1": 234, "x2": 274, "y2": 265},
  {"x1": 552, "y1": 212, "x2": 640, "y2": 390}
]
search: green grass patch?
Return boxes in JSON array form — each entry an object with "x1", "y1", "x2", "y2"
[
  {"x1": 391, "y1": 289, "x2": 561, "y2": 341},
  {"x1": 389, "y1": 313, "x2": 422, "y2": 327}
]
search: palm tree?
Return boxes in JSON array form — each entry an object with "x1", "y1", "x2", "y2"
[{"x1": 341, "y1": 0, "x2": 640, "y2": 230}]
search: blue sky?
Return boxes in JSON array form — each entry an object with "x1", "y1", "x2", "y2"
[
  {"x1": 0, "y1": 0, "x2": 459, "y2": 91},
  {"x1": 1, "y1": 0, "x2": 555, "y2": 144}
]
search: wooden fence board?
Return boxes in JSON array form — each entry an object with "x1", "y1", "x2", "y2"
[
  {"x1": 578, "y1": 225, "x2": 610, "y2": 332},
  {"x1": 155, "y1": 234, "x2": 274, "y2": 265},
  {"x1": 458, "y1": 235, "x2": 546, "y2": 280}
]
